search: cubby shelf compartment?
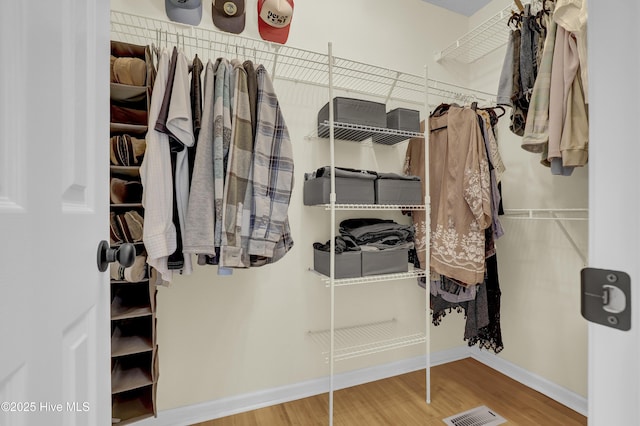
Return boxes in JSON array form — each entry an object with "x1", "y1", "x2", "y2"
[
  {"x1": 111, "y1": 319, "x2": 153, "y2": 357},
  {"x1": 110, "y1": 83, "x2": 148, "y2": 103},
  {"x1": 309, "y1": 319, "x2": 426, "y2": 362},
  {"x1": 111, "y1": 361, "x2": 153, "y2": 394},
  {"x1": 112, "y1": 333, "x2": 153, "y2": 357},
  {"x1": 111, "y1": 303, "x2": 152, "y2": 321},
  {"x1": 110, "y1": 123, "x2": 148, "y2": 134},
  {"x1": 314, "y1": 269, "x2": 427, "y2": 288},
  {"x1": 111, "y1": 284, "x2": 152, "y2": 320},
  {"x1": 111, "y1": 385, "x2": 154, "y2": 425},
  {"x1": 111, "y1": 278, "x2": 150, "y2": 285},
  {"x1": 111, "y1": 203, "x2": 143, "y2": 209},
  {"x1": 111, "y1": 166, "x2": 141, "y2": 177}
]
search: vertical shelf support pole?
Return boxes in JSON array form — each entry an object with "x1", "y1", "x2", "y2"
[
  {"x1": 424, "y1": 65, "x2": 431, "y2": 404},
  {"x1": 327, "y1": 41, "x2": 336, "y2": 426}
]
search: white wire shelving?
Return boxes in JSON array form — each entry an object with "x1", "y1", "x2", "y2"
[
  {"x1": 320, "y1": 204, "x2": 426, "y2": 211},
  {"x1": 315, "y1": 121, "x2": 425, "y2": 145},
  {"x1": 308, "y1": 319, "x2": 426, "y2": 362},
  {"x1": 434, "y1": 1, "x2": 547, "y2": 64},
  {"x1": 310, "y1": 269, "x2": 428, "y2": 288},
  {"x1": 110, "y1": 11, "x2": 495, "y2": 107},
  {"x1": 435, "y1": 4, "x2": 514, "y2": 64}
]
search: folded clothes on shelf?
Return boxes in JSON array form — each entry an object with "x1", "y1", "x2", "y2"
[
  {"x1": 304, "y1": 166, "x2": 378, "y2": 181},
  {"x1": 376, "y1": 172, "x2": 420, "y2": 181},
  {"x1": 339, "y1": 218, "x2": 414, "y2": 248},
  {"x1": 312, "y1": 235, "x2": 360, "y2": 253}
]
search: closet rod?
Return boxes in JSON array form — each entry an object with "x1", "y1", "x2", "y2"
[
  {"x1": 111, "y1": 11, "x2": 497, "y2": 106},
  {"x1": 502, "y1": 209, "x2": 588, "y2": 264},
  {"x1": 502, "y1": 208, "x2": 588, "y2": 221}
]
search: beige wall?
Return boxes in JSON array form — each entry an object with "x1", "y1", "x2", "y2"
[{"x1": 110, "y1": 0, "x2": 587, "y2": 412}]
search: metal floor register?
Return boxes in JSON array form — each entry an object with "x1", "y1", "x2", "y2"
[{"x1": 443, "y1": 405, "x2": 507, "y2": 426}]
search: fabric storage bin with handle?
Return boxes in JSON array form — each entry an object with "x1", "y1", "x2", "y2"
[
  {"x1": 375, "y1": 173, "x2": 422, "y2": 205},
  {"x1": 372, "y1": 107, "x2": 421, "y2": 145},
  {"x1": 303, "y1": 166, "x2": 376, "y2": 205},
  {"x1": 313, "y1": 249, "x2": 362, "y2": 279},
  {"x1": 317, "y1": 97, "x2": 387, "y2": 141},
  {"x1": 361, "y1": 247, "x2": 409, "y2": 276}
]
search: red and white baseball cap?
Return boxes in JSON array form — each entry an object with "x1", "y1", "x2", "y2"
[{"x1": 257, "y1": 0, "x2": 294, "y2": 44}]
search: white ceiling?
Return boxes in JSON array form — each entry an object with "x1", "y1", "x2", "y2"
[{"x1": 421, "y1": 0, "x2": 493, "y2": 16}]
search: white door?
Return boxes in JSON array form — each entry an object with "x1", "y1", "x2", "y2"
[
  {"x1": 0, "y1": 1, "x2": 111, "y2": 426},
  {"x1": 588, "y1": 1, "x2": 640, "y2": 424}
]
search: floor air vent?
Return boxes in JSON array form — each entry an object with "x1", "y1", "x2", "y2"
[{"x1": 443, "y1": 405, "x2": 507, "y2": 426}]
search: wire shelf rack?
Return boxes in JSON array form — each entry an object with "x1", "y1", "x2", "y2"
[
  {"x1": 308, "y1": 319, "x2": 426, "y2": 362},
  {"x1": 435, "y1": 4, "x2": 515, "y2": 64},
  {"x1": 318, "y1": 204, "x2": 426, "y2": 211},
  {"x1": 110, "y1": 11, "x2": 496, "y2": 106},
  {"x1": 309, "y1": 269, "x2": 428, "y2": 288}
]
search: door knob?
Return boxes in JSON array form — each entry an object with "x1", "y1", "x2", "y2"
[{"x1": 96, "y1": 240, "x2": 136, "y2": 272}]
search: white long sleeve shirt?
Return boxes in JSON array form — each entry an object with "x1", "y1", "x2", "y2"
[{"x1": 140, "y1": 49, "x2": 176, "y2": 283}]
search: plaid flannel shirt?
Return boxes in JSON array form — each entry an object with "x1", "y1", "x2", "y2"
[{"x1": 248, "y1": 66, "x2": 294, "y2": 260}]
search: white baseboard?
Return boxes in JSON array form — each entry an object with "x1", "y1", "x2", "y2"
[
  {"x1": 468, "y1": 347, "x2": 588, "y2": 416},
  {"x1": 136, "y1": 346, "x2": 586, "y2": 425}
]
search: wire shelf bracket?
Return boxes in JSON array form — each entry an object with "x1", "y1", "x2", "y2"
[{"x1": 502, "y1": 208, "x2": 588, "y2": 264}]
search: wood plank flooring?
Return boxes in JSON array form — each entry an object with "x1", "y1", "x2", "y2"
[{"x1": 194, "y1": 358, "x2": 587, "y2": 425}]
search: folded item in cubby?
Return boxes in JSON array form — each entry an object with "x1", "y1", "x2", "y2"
[
  {"x1": 110, "y1": 104, "x2": 148, "y2": 126},
  {"x1": 118, "y1": 210, "x2": 144, "y2": 243},
  {"x1": 110, "y1": 212, "x2": 124, "y2": 245},
  {"x1": 110, "y1": 134, "x2": 146, "y2": 166},
  {"x1": 110, "y1": 254, "x2": 147, "y2": 282},
  {"x1": 110, "y1": 177, "x2": 143, "y2": 204},
  {"x1": 111, "y1": 56, "x2": 147, "y2": 86}
]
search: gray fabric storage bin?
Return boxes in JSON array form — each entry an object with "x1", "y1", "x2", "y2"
[
  {"x1": 375, "y1": 178, "x2": 422, "y2": 205},
  {"x1": 361, "y1": 248, "x2": 409, "y2": 276},
  {"x1": 314, "y1": 249, "x2": 362, "y2": 278},
  {"x1": 304, "y1": 176, "x2": 375, "y2": 205},
  {"x1": 373, "y1": 108, "x2": 421, "y2": 145},
  {"x1": 317, "y1": 97, "x2": 387, "y2": 141},
  {"x1": 387, "y1": 108, "x2": 420, "y2": 131}
]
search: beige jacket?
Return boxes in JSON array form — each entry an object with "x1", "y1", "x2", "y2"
[{"x1": 405, "y1": 107, "x2": 492, "y2": 286}]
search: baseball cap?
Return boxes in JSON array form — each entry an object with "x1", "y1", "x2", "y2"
[
  {"x1": 165, "y1": 0, "x2": 203, "y2": 26},
  {"x1": 212, "y1": 0, "x2": 246, "y2": 34},
  {"x1": 257, "y1": 0, "x2": 294, "y2": 44}
]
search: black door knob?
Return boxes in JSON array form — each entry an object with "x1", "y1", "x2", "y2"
[{"x1": 96, "y1": 240, "x2": 136, "y2": 272}]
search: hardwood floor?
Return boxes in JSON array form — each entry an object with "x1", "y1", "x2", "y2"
[{"x1": 194, "y1": 358, "x2": 587, "y2": 425}]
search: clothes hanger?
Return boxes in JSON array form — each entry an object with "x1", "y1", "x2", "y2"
[
  {"x1": 508, "y1": 11, "x2": 522, "y2": 29},
  {"x1": 479, "y1": 105, "x2": 506, "y2": 119},
  {"x1": 430, "y1": 102, "x2": 451, "y2": 118}
]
